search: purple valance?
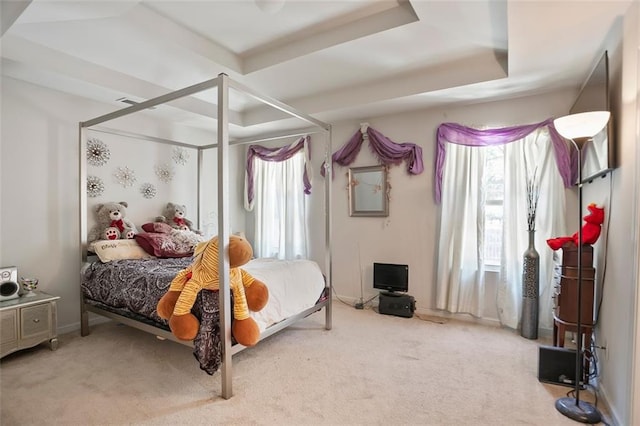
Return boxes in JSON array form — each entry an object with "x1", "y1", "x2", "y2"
[
  {"x1": 322, "y1": 124, "x2": 424, "y2": 177},
  {"x1": 244, "y1": 136, "x2": 311, "y2": 211},
  {"x1": 434, "y1": 119, "x2": 575, "y2": 203}
]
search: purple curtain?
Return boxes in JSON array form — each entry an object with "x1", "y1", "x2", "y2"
[
  {"x1": 245, "y1": 136, "x2": 310, "y2": 208},
  {"x1": 321, "y1": 125, "x2": 424, "y2": 177},
  {"x1": 434, "y1": 119, "x2": 575, "y2": 203}
]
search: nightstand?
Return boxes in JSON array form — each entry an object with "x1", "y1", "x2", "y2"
[{"x1": 0, "y1": 292, "x2": 60, "y2": 358}]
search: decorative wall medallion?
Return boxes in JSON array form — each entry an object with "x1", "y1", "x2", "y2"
[
  {"x1": 86, "y1": 175, "x2": 105, "y2": 197},
  {"x1": 155, "y1": 163, "x2": 175, "y2": 183},
  {"x1": 114, "y1": 166, "x2": 137, "y2": 188},
  {"x1": 140, "y1": 182, "x2": 157, "y2": 199},
  {"x1": 172, "y1": 147, "x2": 190, "y2": 166},
  {"x1": 87, "y1": 138, "x2": 111, "y2": 166}
]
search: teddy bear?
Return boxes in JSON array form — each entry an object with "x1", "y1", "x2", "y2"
[
  {"x1": 88, "y1": 201, "x2": 138, "y2": 243},
  {"x1": 546, "y1": 203, "x2": 605, "y2": 250},
  {"x1": 157, "y1": 234, "x2": 269, "y2": 346},
  {"x1": 155, "y1": 202, "x2": 200, "y2": 234}
]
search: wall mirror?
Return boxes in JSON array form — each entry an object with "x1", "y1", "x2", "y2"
[{"x1": 348, "y1": 165, "x2": 388, "y2": 217}]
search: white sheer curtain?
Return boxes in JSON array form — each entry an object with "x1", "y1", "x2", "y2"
[
  {"x1": 436, "y1": 128, "x2": 567, "y2": 328},
  {"x1": 435, "y1": 143, "x2": 486, "y2": 317},
  {"x1": 253, "y1": 152, "x2": 308, "y2": 259},
  {"x1": 498, "y1": 128, "x2": 567, "y2": 329}
]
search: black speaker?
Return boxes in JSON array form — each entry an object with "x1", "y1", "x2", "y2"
[
  {"x1": 378, "y1": 292, "x2": 415, "y2": 318},
  {"x1": 538, "y1": 345, "x2": 584, "y2": 387}
]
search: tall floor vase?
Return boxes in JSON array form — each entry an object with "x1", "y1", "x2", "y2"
[{"x1": 521, "y1": 230, "x2": 540, "y2": 339}]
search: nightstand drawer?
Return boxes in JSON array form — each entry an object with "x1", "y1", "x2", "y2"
[
  {"x1": 21, "y1": 304, "x2": 51, "y2": 338},
  {"x1": 0, "y1": 292, "x2": 59, "y2": 358},
  {"x1": 1, "y1": 310, "x2": 17, "y2": 344}
]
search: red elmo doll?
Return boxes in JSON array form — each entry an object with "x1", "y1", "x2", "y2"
[{"x1": 546, "y1": 203, "x2": 605, "y2": 250}]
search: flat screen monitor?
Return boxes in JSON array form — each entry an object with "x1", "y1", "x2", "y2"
[{"x1": 373, "y1": 262, "x2": 408, "y2": 293}]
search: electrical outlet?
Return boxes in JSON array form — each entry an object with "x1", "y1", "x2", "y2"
[{"x1": 599, "y1": 338, "x2": 609, "y2": 361}]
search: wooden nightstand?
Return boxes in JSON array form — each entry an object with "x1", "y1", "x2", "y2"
[{"x1": 0, "y1": 292, "x2": 60, "y2": 358}]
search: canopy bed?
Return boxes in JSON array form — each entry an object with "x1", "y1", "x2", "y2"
[{"x1": 78, "y1": 73, "x2": 333, "y2": 399}]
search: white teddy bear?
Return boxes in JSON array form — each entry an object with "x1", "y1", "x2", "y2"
[{"x1": 155, "y1": 202, "x2": 200, "y2": 234}]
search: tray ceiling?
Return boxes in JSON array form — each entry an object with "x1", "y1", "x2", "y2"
[{"x1": 0, "y1": 0, "x2": 632, "y2": 139}]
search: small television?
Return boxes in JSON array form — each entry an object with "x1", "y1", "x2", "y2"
[
  {"x1": 569, "y1": 50, "x2": 615, "y2": 184},
  {"x1": 373, "y1": 262, "x2": 408, "y2": 293}
]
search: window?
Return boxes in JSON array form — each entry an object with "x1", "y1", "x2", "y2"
[
  {"x1": 484, "y1": 145, "x2": 504, "y2": 267},
  {"x1": 252, "y1": 151, "x2": 308, "y2": 259},
  {"x1": 435, "y1": 125, "x2": 567, "y2": 329}
]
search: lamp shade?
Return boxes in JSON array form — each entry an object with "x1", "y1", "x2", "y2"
[{"x1": 553, "y1": 111, "x2": 610, "y2": 140}]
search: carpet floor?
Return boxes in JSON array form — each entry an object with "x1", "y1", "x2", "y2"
[{"x1": 0, "y1": 301, "x2": 611, "y2": 425}]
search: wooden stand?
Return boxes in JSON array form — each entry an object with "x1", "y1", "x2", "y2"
[{"x1": 552, "y1": 244, "x2": 595, "y2": 382}]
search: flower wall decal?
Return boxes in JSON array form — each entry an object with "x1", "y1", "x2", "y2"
[
  {"x1": 114, "y1": 166, "x2": 137, "y2": 188},
  {"x1": 87, "y1": 138, "x2": 111, "y2": 166},
  {"x1": 140, "y1": 182, "x2": 157, "y2": 199},
  {"x1": 155, "y1": 163, "x2": 175, "y2": 183},
  {"x1": 172, "y1": 147, "x2": 190, "y2": 166},
  {"x1": 86, "y1": 176, "x2": 105, "y2": 197}
]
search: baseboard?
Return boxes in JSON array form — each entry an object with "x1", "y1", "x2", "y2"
[
  {"x1": 331, "y1": 294, "x2": 558, "y2": 338},
  {"x1": 416, "y1": 307, "x2": 501, "y2": 328},
  {"x1": 57, "y1": 313, "x2": 112, "y2": 335},
  {"x1": 594, "y1": 379, "x2": 620, "y2": 426}
]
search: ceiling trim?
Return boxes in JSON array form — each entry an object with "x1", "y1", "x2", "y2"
[
  {"x1": 241, "y1": 0, "x2": 419, "y2": 73},
  {"x1": 242, "y1": 48, "x2": 509, "y2": 126},
  {"x1": 0, "y1": 0, "x2": 32, "y2": 36}
]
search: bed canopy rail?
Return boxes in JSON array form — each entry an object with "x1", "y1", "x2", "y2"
[{"x1": 79, "y1": 73, "x2": 332, "y2": 400}]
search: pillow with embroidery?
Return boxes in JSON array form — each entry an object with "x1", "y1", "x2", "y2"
[{"x1": 91, "y1": 239, "x2": 153, "y2": 263}]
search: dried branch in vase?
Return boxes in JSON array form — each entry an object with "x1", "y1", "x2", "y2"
[{"x1": 526, "y1": 167, "x2": 540, "y2": 232}]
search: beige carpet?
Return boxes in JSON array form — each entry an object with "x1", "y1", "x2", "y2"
[{"x1": 1, "y1": 302, "x2": 611, "y2": 425}]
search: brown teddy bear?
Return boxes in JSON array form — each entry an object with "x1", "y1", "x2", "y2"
[{"x1": 156, "y1": 234, "x2": 269, "y2": 346}]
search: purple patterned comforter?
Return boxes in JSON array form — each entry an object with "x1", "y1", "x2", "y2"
[{"x1": 81, "y1": 257, "x2": 223, "y2": 375}]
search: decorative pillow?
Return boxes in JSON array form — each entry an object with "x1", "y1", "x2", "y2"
[
  {"x1": 135, "y1": 222, "x2": 204, "y2": 258},
  {"x1": 142, "y1": 222, "x2": 173, "y2": 233},
  {"x1": 91, "y1": 239, "x2": 153, "y2": 263}
]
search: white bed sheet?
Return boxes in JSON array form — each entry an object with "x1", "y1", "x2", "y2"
[{"x1": 243, "y1": 258, "x2": 325, "y2": 332}]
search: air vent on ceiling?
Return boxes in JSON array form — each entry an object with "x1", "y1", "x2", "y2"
[{"x1": 116, "y1": 97, "x2": 156, "y2": 110}]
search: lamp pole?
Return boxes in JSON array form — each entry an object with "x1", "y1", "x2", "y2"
[{"x1": 555, "y1": 138, "x2": 602, "y2": 424}]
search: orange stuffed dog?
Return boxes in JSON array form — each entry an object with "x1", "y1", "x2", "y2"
[{"x1": 157, "y1": 234, "x2": 269, "y2": 346}]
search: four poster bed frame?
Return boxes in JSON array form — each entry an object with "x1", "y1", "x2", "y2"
[{"x1": 78, "y1": 73, "x2": 333, "y2": 399}]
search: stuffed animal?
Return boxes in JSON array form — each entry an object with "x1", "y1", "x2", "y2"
[
  {"x1": 157, "y1": 234, "x2": 269, "y2": 346},
  {"x1": 155, "y1": 202, "x2": 200, "y2": 234},
  {"x1": 546, "y1": 203, "x2": 605, "y2": 250},
  {"x1": 88, "y1": 201, "x2": 138, "y2": 243}
]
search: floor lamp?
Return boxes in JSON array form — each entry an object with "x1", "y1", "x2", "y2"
[{"x1": 553, "y1": 110, "x2": 610, "y2": 424}]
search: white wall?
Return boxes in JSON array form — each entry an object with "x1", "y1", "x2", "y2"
[
  {"x1": 327, "y1": 90, "x2": 574, "y2": 324},
  {"x1": 83, "y1": 130, "x2": 199, "y2": 234},
  {"x1": 2, "y1": 8, "x2": 638, "y2": 418},
  {"x1": 0, "y1": 77, "x2": 247, "y2": 332},
  {"x1": 585, "y1": 4, "x2": 639, "y2": 425},
  {"x1": 633, "y1": 4, "x2": 640, "y2": 423},
  {"x1": 1, "y1": 76, "x2": 573, "y2": 332}
]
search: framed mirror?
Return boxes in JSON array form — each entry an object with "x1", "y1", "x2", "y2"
[{"x1": 348, "y1": 165, "x2": 388, "y2": 217}]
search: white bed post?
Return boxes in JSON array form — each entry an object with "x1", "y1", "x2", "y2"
[
  {"x1": 79, "y1": 123, "x2": 90, "y2": 336},
  {"x1": 324, "y1": 127, "x2": 333, "y2": 330},
  {"x1": 197, "y1": 148, "x2": 204, "y2": 234},
  {"x1": 217, "y1": 73, "x2": 233, "y2": 399}
]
